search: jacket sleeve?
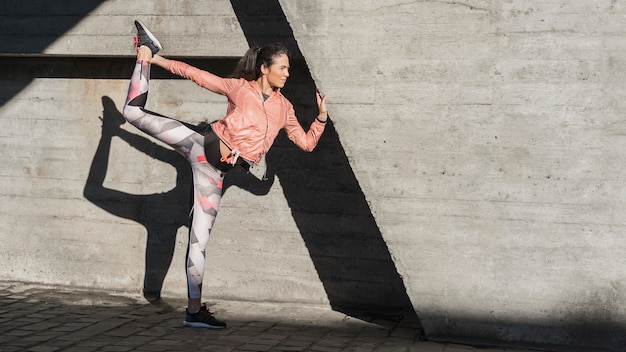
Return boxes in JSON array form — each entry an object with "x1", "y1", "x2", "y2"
[
  {"x1": 167, "y1": 60, "x2": 238, "y2": 95},
  {"x1": 283, "y1": 102, "x2": 326, "y2": 152}
]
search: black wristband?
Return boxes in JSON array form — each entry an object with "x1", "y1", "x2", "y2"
[{"x1": 316, "y1": 116, "x2": 327, "y2": 124}]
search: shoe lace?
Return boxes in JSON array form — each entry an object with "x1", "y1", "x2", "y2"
[
  {"x1": 198, "y1": 307, "x2": 221, "y2": 324},
  {"x1": 199, "y1": 304, "x2": 216, "y2": 316}
]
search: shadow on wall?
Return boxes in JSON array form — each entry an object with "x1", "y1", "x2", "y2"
[
  {"x1": 227, "y1": 0, "x2": 418, "y2": 321},
  {"x1": 83, "y1": 96, "x2": 192, "y2": 302},
  {"x1": 83, "y1": 94, "x2": 273, "y2": 301},
  {"x1": 0, "y1": 0, "x2": 107, "y2": 108}
]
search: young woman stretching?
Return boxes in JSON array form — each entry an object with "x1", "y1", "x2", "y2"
[{"x1": 123, "y1": 20, "x2": 328, "y2": 328}]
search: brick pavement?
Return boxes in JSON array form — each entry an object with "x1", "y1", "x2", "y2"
[{"x1": 0, "y1": 281, "x2": 541, "y2": 352}]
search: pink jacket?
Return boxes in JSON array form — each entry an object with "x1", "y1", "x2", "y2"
[{"x1": 167, "y1": 60, "x2": 326, "y2": 164}]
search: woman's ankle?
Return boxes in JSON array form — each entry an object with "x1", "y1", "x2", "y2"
[
  {"x1": 137, "y1": 46, "x2": 152, "y2": 62},
  {"x1": 187, "y1": 299, "x2": 202, "y2": 313}
]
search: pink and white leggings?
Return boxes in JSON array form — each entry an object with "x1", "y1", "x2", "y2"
[{"x1": 123, "y1": 60, "x2": 223, "y2": 299}]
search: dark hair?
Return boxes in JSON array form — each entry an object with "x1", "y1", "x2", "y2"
[{"x1": 230, "y1": 44, "x2": 289, "y2": 81}]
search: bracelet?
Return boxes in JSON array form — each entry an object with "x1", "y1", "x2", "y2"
[{"x1": 316, "y1": 116, "x2": 327, "y2": 124}]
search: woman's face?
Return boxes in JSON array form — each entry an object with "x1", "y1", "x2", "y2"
[{"x1": 263, "y1": 54, "x2": 290, "y2": 89}]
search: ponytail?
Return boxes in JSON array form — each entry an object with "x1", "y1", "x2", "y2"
[{"x1": 230, "y1": 44, "x2": 289, "y2": 81}]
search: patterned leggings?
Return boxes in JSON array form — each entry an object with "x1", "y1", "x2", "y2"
[{"x1": 123, "y1": 60, "x2": 223, "y2": 300}]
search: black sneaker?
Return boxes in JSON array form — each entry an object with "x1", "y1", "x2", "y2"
[
  {"x1": 183, "y1": 304, "x2": 227, "y2": 329},
  {"x1": 134, "y1": 20, "x2": 163, "y2": 55}
]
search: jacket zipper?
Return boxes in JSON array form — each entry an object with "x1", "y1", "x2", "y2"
[{"x1": 261, "y1": 93, "x2": 269, "y2": 161}]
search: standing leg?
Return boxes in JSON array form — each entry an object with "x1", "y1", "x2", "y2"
[
  {"x1": 186, "y1": 163, "x2": 223, "y2": 301},
  {"x1": 183, "y1": 162, "x2": 227, "y2": 330}
]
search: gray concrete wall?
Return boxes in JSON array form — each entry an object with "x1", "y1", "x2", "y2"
[{"x1": 1, "y1": 0, "x2": 625, "y2": 350}]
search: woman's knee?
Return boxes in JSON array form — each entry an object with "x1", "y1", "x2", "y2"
[{"x1": 122, "y1": 104, "x2": 142, "y2": 123}]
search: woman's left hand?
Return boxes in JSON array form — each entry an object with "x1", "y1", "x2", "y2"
[{"x1": 316, "y1": 89, "x2": 328, "y2": 122}]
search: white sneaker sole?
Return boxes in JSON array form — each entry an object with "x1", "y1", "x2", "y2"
[{"x1": 135, "y1": 20, "x2": 163, "y2": 50}]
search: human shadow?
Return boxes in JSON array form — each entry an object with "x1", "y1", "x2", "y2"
[
  {"x1": 84, "y1": 96, "x2": 192, "y2": 301},
  {"x1": 83, "y1": 96, "x2": 274, "y2": 302},
  {"x1": 230, "y1": 0, "x2": 419, "y2": 323}
]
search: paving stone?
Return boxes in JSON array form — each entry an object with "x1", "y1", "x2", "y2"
[
  {"x1": 272, "y1": 346, "x2": 308, "y2": 352},
  {"x1": 0, "y1": 345, "x2": 22, "y2": 352},
  {"x1": 61, "y1": 347, "x2": 99, "y2": 352},
  {"x1": 408, "y1": 341, "x2": 445, "y2": 351},
  {"x1": 50, "y1": 322, "x2": 93, "y2": 332},
  {"x1": 98, "y1": 346, "x2": 134, "y2": 352},
  {"x1": 25, "y1": 346, "x2": 60, "y2": 352},
  {"x1": 5, "y1": 328, "x2": 36, "y2": 337},
  {"x1": 308, "y1": 344, "x2": 344, "y2": 352},
  {"x1": 238, "y1": 343, "x2": 276, "y2": 351},
  {"x1": 19, "y1": 331, "x2": 65, "y2": 343},
  {"x1": 0, "y1": 333, "x2": 20, "y2": 344},
  {"x1": 344, "y1": 342, "x2": 378, "y2": 352},
  {"x1": 443, "y1": 344, "x2": 479, "y2": 351},
  {"x1": 17, "y1": 321, "x2": 62, "y2": 331},
  {"x1": 74, "y1": 338, "x2": 114, "y2": 348}
]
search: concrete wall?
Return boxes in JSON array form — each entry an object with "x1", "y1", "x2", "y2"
[{"x1": 1, "y1": 0, "x2": 626, "y2": 350}]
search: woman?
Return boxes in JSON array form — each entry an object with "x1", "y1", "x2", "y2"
[{"x1": 123, "y1": 20, "x2": 328, "y2": 329}]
